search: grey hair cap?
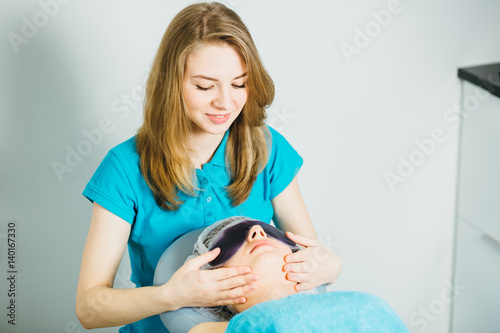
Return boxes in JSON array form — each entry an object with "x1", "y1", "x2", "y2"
[{"x1": 185, "y1": 216, "x2": 250, "y2": 271}]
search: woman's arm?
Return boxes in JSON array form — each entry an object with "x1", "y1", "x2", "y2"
[
  {"x1": 76, "y1": 202, "x2": 177, "y2": 328},
  {"x1": 76, "y1": 202, "x2": 258, "y2": 329},
  {"x1": 188, "y1": 321, "x2": 229, "y2": 333},
  {"x1": 271, "y1": 176, "x2": 342, "y2": 289},
  {"x1": 271, "y1": 176, "x2": 317, "y2": 239}
]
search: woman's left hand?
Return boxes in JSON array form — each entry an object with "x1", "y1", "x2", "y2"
[{"x1": 282, "y1": 232, "x2": 342, "y2": 292}]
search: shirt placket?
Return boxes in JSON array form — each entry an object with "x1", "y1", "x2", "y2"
[{"x1": 197, "y1": 167, "x2": 216, "y2": 225}]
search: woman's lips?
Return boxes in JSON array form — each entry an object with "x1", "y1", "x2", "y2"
[
  {"x1": 206, "y1": 113, "x2": 230, "y2": 124},
  {"x1": 250, "y1": 240, "x2": 276, "y2": 254}
]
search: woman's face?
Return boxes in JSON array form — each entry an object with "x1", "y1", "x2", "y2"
[
  {"x1": 221, "y1": 224, "x2": 297, "y2": 312},
  {"x1": 182, "y1": 43, "x2": 248, "y2": 136},
  {"x1": 222, "y1": 224, "x2": 293, "y2": 278}
]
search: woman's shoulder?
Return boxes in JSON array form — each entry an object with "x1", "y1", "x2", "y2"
[
  {"x1": 265, "y1": 124, "x2": 283, "y2": 140},
  {"x1": 264, "y1": 124, "x2": 292, "y2": 149},
  {"x1": 108, "y1": 136, "x2": 139, "y2": 161},
  {"x1": 95, "y1": 136, "x2": 140, "y2": 176},
  {"x1": 263, "y1": 124, "x2": 301, "y2": 159}
]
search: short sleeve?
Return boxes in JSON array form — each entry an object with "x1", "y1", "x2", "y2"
[
  {"x1": 266, "y1": 126, "x2": 304, "y2": 199},
  {"x1": 82, "y1": 150, "x2": 137, "y2": 224}
]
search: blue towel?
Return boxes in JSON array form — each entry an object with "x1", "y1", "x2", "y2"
[{"x1": 225, "y1": 291, "x2": 409, "y2": 333}]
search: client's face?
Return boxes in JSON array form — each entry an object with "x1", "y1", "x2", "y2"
[
  {"x1": 223, "y1": 224, "x2": 292, "y2": 270},
  {"x1": 209, "y1": 221, "x2": 298, "y2": 312}
]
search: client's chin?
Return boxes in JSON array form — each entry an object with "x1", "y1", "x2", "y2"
[{"x1": 232, "y1": 252, "x2": 297, "y2": 313}]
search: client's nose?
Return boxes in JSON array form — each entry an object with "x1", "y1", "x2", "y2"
[{"x1": 247, "y1": 225, "x2": 267, "y2": 242}]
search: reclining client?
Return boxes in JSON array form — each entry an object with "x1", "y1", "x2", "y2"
[{"x1": 184, "y1": 216, "x2": 410, "y2": 333}]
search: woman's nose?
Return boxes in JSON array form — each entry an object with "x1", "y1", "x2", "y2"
[
  {"x1": 247, "y1": 225, "x2": 267, "y2": 241},
  {"x1": 213, "y1": 88, "x2": 232, "y2": 110}
]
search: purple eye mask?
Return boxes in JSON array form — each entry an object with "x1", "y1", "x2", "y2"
[{"x1": 208, "y1": 219, "x2": 300, "y2": 268}]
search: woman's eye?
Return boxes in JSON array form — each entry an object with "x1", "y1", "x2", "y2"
[
  {"x1": 195, "y1": 83, "x2": 246, "y2": 91},
  {"x1": 196, "y1": 85, "x2": 212, "y2": 91}
]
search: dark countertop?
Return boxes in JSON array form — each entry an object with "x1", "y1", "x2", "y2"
[{"x1": 458, "y1": 62, "x2": 500, "y2": 99}]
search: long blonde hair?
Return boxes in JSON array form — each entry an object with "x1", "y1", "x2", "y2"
[{"x1": 136, "y1": 2, "x2": 275, "y2": 211}]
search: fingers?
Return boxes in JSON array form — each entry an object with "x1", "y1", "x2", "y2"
[
  {"x1": 211, "y1": 266, "x2": 259, "y2": 294},
  {"x1": 185, "y1": 247, "x2": 221, "y2": 270},
  {"x1": 282, "y1": 243, "x2": 341, "y2": 288},
  {"x1": 214, "y1": 282, "x2": 258, "y2": 306},
  {"x1": 218, "y1": 269, "x2": 259, "y2": 290},
  {"x1": 214, "y1": 265, "x2": 253, "y2": 279},
  {"x1": 284, "y1": 243, "x2": 332, "y2": 264},
  {"x1": 285, "y1": 271, "x2": 310, "y2": 283},
  {"x1": 286, "y1": 231, "x2": 320, "y2": 248},
  {"x1": 211, "y1": 267, "x2": 260, "y2": 306},
  {"x1": 170, "y1": 263, "x2": 258, "y2": 309},
  {"x1": 294, "y1": 281, "x2": 315, "y2": 292},
  {"x1": 284, "y1": 246, "x2": 316, "y2": 263},
  {"x1": 283, "y1": 261, "x2": 307, "y2": 272}
]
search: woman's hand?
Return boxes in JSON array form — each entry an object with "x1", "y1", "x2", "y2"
[
  {"x1": 162, "y1": 248, "x2": 259, "y2": 310},
  {"x1": 282, "y1": 232, "x2": 342, "y2": 292}
]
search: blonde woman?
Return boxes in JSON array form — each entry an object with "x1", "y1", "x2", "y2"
[{"x1": 76, "y1": 2, "x2": 342, "y2": 332}]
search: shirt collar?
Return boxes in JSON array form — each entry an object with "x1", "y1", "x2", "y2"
[{"x1": 208, "y1": 129, "x2": 229, "y2": 167}]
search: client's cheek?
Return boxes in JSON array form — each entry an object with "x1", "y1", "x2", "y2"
[
  {"x1": 222, "y1": 256, "x2": 243, "y2": 268},
  {"x1": 250, "y1": 253, "x2": 287, "y2": 279}
]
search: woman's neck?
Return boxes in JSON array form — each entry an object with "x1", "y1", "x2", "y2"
[{"x1": 187, "y1": 130, "x2": 225, "y2": 169}]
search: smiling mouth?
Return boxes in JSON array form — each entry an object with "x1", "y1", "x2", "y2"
[
  {"x1": 207, "y1": 112, "x2": 230, "y2": 116},
  {"x1": 206, "y1": 113, "x2": 231, "y2": 124}
]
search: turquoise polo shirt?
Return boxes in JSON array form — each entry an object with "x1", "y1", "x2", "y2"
[{"x1": 82, "y1": 125, "x2": 303, "y2": 333}]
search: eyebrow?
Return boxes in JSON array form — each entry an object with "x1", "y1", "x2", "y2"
[{"x1": 190, "y1": 72, "x2": 247, "y2": 81}]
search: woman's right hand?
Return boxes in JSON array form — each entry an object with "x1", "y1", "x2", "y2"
[{"x1": 163, "y1": 247, "x2": 259, "y2": 310}]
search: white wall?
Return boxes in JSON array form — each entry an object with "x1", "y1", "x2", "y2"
[{"x1": 1, "y1": 0, "x2": 499, "y2": 332}]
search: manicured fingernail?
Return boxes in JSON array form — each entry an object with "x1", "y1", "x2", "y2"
[{"x1": 252, "y1": 275, "x2": 259, "y2": 281}]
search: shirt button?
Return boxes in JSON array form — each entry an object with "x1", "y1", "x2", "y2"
[
  {"x1": 200, "y1": 179, "x2": 208, "y2": 185},
  {"x1": 206, "y1": 196, "x2": 212, "y2": 203},
  {"x1": 207, "y1": 211, "x2": 213, "y2": 217}
]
